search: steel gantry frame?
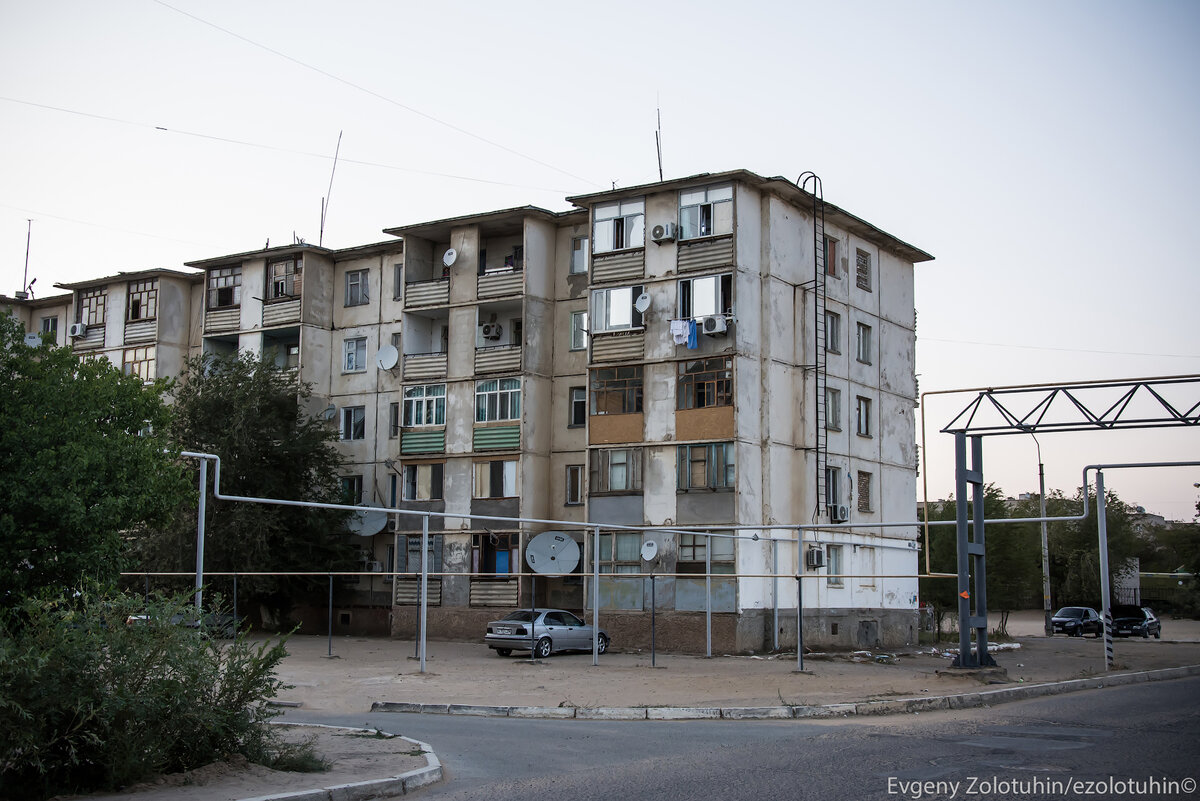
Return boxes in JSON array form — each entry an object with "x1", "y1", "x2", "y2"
[{"x1": 939, "y1": 374, "x2": 1200, "y2": 668}]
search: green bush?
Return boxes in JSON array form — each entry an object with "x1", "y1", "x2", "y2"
[{"x1": 0, "y1": 588, "x2": 314, "y2": 800}]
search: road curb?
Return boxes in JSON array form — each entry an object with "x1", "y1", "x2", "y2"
[
  {"x1": 239, "y1": 723, "x2": 442, "y2": 801},
  {"x1": 369, "y1": 663, "x2": 1200, "y2": 722}
]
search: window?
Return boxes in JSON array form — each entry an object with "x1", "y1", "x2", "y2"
[
  {"x1": 855, "y1": 249, "x2": 872, "y2": 292},
  {"x1": 344, "y1": 337, "x2": 367, "y2": 372},
  {"x1": 677, "y1": 443, "x2": 736, "y2": 491},
  {"x1": 593, "y1": 199, "x2": 645, "y2": 253},
  {"x1": 856, "y1": 396, "x2": 872, "y2": 437},
  {"x1": 126, "y1": 279, "x2": 158, "y2": 321},
  {"x1": 79, "y1": 288, "x2": 106, "y2": 326},
  {"x1": 565, "y1": 464, "x2": 584, "y2": 505},
  {"x1": 569, "y1": 387, "x2": 587, "y2": 427},
  {"x1": 590, "y1": 366, "x2": 643, "y2": 415},
  {"x1": 40, "y1": 316, "x2": 57, "y2": 335},
  {"x1": 826, "y1": 544, "x2": 844, "y2": 586},
  {"x1": 825, "y1": 387, "x2": 841, "y2": 431},
  {"x1": 677, "y1": 357, "x2": 732, "y2": 410},
  {"x1": 591, "y1": 285, "x2": 644, "y2": 333},
  {"x1": 393, "y1": 264, "x2": 403, "y2": 300},
  {"x1": 389, "y1": 475, "x2": 398, "y2": 508},
  {"x1": 404, "y1": 462, "x2": 444, "y2": 501},
  {"x1": 388, "y1": 402, "x2": 400, "y2": 438},
  {"x1": 340, "y1": 406, "x2": 365, "y2": 440},
  {"x1": 403, "y1": 384, "x2": 446, "y2": 426},
  {"x1": 677, "y1": 532, "x2": 735, "y2": 574},
  {"x1": 207, "y1": 267, "x2": 241, "y2": 309},
  {"x1": 598, "y1": 532, "x2": 641, "y2": 573},
  {"x1": 475, "y1": 378, "x2": 521, "y2": 422},
  {"x1": 472, "y1": 532, "x2": 518, "y2": 576},
  {"x1": 824, "y1": 236, "x2": 838, "y2": 277},
  {"x1": 570, "y1": 310, "x2": 588, "y2": 350},
  {"x1": 590, "y1": 448, "x2": 642, "y2": 493},
  {"x1": 570, "y1": 236, "x2": 588, "y2": 274},
  {"x1": 824, "y1": 310, "x2": 840, "y2": 354},
  {"x1": 474, "y1": 460, "x2": 517, "y2": 498},
  {"x1": 341, "y1": 475, "x2": 363, "y2": 505},
  {"x1": 269, "y1": 259, "x2": 300, "y2": 300},
  {"x1": 856, "y1": 322, "x2": 872, "y2": 364},
  {"x1": 345, "y1": 269, "x2": 369, "y2": 306},
  {"x1": 825, "y1": 466, "x2": 841, "y2": 508},
  {"x1": 678, "y1": 274, "x2": 732, "y2": 320},
  {"x1": 857, "y1": 471, "x2": 872, "y2": 513},
  {"x1": 122, "y1": 345, "x2": 155, "y2": 381},
  {"x1": 679, "y1": 184, "x2": 733, "y2": 239}
]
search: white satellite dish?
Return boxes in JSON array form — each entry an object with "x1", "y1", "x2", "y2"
[
  {"x1": 442, "y1": 248, "x2": 458, "y2": 267},
  {"x1": 346, "y1": 505, "x2": 389, "y2": 537},
  {"x1": 633, "y1": 292, "x2": 652, "y2": 314},
  {"x1": 375, "y1": 344, "x2": 399, "y2": 371},
  {"x1": 525, "y1": 531, "x2": 581, "y2": 575},
  {"x1": 641, "y1": 540, "x2": 659, "y2": 562}
]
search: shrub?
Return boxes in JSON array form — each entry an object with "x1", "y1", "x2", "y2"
[{"x1": 0, "y1": 588, "x2": 314, "y2": 800}]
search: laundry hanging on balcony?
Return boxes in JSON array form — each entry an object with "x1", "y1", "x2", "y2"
[
  {"x1": 687, "y1": 319, "x2": 699, "y2": 349},
  {"x1": 670, "y1": 319, "x2": 689, "y2": 345}
]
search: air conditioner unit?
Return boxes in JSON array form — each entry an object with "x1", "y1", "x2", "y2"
[
  {"x1": 805, "y1": 547, "x2": 826, "y2": 569},
  {"x1": 68, "y1": 322, "x2": 88, "y2": 338},
  {"x1": 480, "y1": 323, "x2": 503, "y2": 340},
  {"x1": 701, "y1": 315, "x2": 727, "y2": 336},
  {"x1": 365, "y1": 561, "x2": 383, "y2": 573},
  {"x1": 830, "y1": 504, "x2": 850, "y2": 523},
  {"x1": 651, "y1": 222, "x2": 678, "y2": 243}
]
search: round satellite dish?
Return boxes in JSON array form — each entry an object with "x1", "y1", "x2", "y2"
[
  {"x1": 633, "y1": 292, "x2": 652, "y2": 314},
  {"x1": 375, "y1": 344, "x2": 399, "y2": 370},
  {"x1": 641, "y1": 540, "x2": 659, "y2": 562},
  {"x1": 525, "y1": 531, "x2": 581, "y2": 575},
  {"x1": 442, "y1": 248, "x2": 458, "y2": 267},
  {"x1": 346, "y1": 505, "x2": 389, "y2": 537}
]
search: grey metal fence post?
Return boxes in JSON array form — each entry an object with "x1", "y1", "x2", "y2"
[
  {"x1": 194, "y1": 458, "x2": 207, "y2": 612},
  {"x1": 420, "y1": 514, "x2": 429, "y2": 674},
  {"x1": 1097, "y1": 471, "x2": 1114, "y2": 671},
  {"x1": 232, "y1": 573, "x2": 237, "y2": 634},
  {"x1": 772, "y1": 539, "x2": 779, "y2": 652},
  {"x1": 327, "y1": 574, "x2": 333, "y2": 657},
  {"x1": 592, "y1": 526, "x2": 600, "y2": 666},
  {"x1": 705, "y1": 531, "x2": 712, "y2": 658}
]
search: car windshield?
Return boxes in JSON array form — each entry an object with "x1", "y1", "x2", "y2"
[
  {"x1": 1055, "y1": 608, "x2": 1085, "y2": 618},
  {"x1": 1112, "y1": 606, "x2": 1142, "y2": 618},
  {"x1": 500, "y1": 611, "x2": 536, "y2": 623}
]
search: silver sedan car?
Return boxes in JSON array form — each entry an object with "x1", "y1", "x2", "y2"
[{"x1": 484, "y1": 609, "x2": 610, "y2": 658}]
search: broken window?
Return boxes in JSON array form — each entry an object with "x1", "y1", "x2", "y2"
[
  {"x1": 590, "y1": 448, "x2": 642, "y2": 493},
  {"x1": 677, "y1": 357, "x2": 732, "y2": 410},
  {"x1": 207, "y1": 267, "x2": 241, "y2": 309},
  {"x1": 126, "y1": 279, "x2": 158, "y2": 321},
  {"x1": 590, "y1": 366, "x2": 643, "y2": 415}
]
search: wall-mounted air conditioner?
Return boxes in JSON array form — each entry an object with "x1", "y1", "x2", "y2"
[
  {"x1": 830, "y1": 504, "x2": 850, "y2": 523},
  {"x1": 68, "y1": 323, "x2": 88, "y2": 338},
  {"x1": 701, "y1": 315, "x2": 727, "y2": 336},
  {"x1": 651, "y1": 222, "x2": 678, "y2": 243},
  {"x1": 481, "y1": 323, "x2": 503, "y2": 340},
  {"x1": 805, "y1": 547, "x2": 826, "y2": 569}
]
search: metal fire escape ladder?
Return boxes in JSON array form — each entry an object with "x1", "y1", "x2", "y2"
[{"x1": 798, "y1": 172, "x2": 828, "y2": 521}]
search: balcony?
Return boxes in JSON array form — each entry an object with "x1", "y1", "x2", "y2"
[
  {"x1": 263, "y1": 297, "x2": 301, "y2": 326},
  {"x1": 404, "y1": 278, "x2": 450, "y2": 309},
  {"x1": 403, "y1": 352, "x2": 447, "y2": 380},
  {"x1": 477, "y1": 269, "x2": 522, "y2": 300},
  {"x1": 677, "y1": 234, "x2": 734, "y2": 273},
  {"x1": 204, "y1": 307, "x2": 240, "y2": 334},
  {"x1": 475, "y1": 343, "x2": 522, "y2": 374},
  {"x1": 590, "y1": 330, "x2": 645, "y2": 362}
]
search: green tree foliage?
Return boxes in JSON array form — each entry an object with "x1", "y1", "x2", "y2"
[
  {"x1": 1043, "y1": 486, "x2": 1138, "y2": 605},
  {"x1": 133, "y1": 353, "x2": 354, "y2": 625},
  {"x1": 0, "y1": 314, "x2": 184, "y2": 603}
]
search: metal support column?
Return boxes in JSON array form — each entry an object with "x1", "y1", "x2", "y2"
[
  {"x1": 1096, "y1": 472, "x2": 1115, "y2": 671},
  {"x1": 194, "y1": 458, "x2": 207, "y2": 612},
  {"x1": 953, "y1": 432, "x2": 995, "y2": 668}
]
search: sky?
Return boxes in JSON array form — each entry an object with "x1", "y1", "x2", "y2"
[{"x1": 2, "y1": 0, "x2": 1198, "y2": 520}]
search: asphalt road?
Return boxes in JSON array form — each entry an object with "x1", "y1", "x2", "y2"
[{"x1": 289, "y1": 676, "x2": 1200, "y2": 800}]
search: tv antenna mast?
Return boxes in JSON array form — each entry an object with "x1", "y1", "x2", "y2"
[
  {"x1": 319, "y1": 130, "x2": 343, "y2": 248},
  {"x1": 655, "y1": 98, "x2": 664, "y2": 181},
  {"x1": 17, "y1": 219, "x2": 34, "y2": 300}
]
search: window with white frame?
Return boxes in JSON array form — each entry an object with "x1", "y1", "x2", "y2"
[
  {"x1": 590, "y1": 366, "x2": 643, "y2": 415},
  {"x1": 565, "y1": 464, "x2": 584, "y2": 505},
  {"x1": 79, "y1": 288, "x2": 107, "y2": 326},
  {"x1": 570, "y1": 310, "x2": 588, "y2": 350},
  {"x1": 855, "y1": 249, "x2": 872, "y2": 292},
  {"x1": 677, "y1": 532, "x2": 735, "y2": 574},
  {"x1": 677, "y1": 357, "x2": 732, "y2": 410},
  {"x1": 344, "y1": 337, "x2": 367, "y2": 372},
  {"x1": 590, "y1": 448, "x2": 642, "y2": 493},
  {"x1": 41, "y1": 316, "x2": 57, "y2": 335},
  {"x1": 403, "y1": 384, "x2": 446, "y2": 426},
  {"x1": 825, "y1": 387, "x2": 841, "y2": 430},
  {"x1": 570, "y1": 236, "x2": 588, "y2": 274},
  {"x1": 388, "y1": 402, "x2": 400, "y2": 438},
  {"x1": 678, "y1": 273, "x2": 732, "y2": 320},
  {"x1": 474, "y1": 459, "x2": 518, "y2": 498},
  {"x1": 824, "y1": 310, "x2": 841, "y2": 353},
  {"x1": 825, "y1": 466, "x2": 841, "y2": 508},
  {"x1": 679, "y1": 184, "x2": 733, "y2": 239},
  {"x1": 404, "y1": 462, "x2": 444, "y2": 501},
  {"x1": 569, "y1": 387, "x2": 587, "y2": 427},
  {"x1": 826, "y1": 543, "x2": 844, "y2": 586},
  {"x1": 127, "y1": 279, "x2": 158, "y2": 321},
  {"x1": 856, "y1": 396, "x2": 872, "y2": 437},
  {"x1": 475, "y1": 378, "x2": 521, "y2": 422},
  {"x1": 590, "y1": 285, "x2": 644, "y2": 333},
  {"x1": 207, "y1": 267, "x2": 241, "y2": 309},
  {"x1": 677, "y1": 442, "x2": 736, "y2": 491},
  {"x1": 856, "y1": 322, "x2": 872, "y2": 364},
  {"x1": 857, "y1": 470, "x2": 872, "y2": 513},
  {"x1": 340, "y1": 406, "x2": 365, "y2": 440},
  {"x1": 597, "y1": 532, "x2": 641, "y2": 573},
  {"x1": 122, "y1": 345, "x2": 156, "y2": 381},
  {"x1": 593, "y1": 199, "x2": 645, "y2": 253},
  {"x1": 269, "y1": 259, "x2": 300, "y2": 300},
  {"x1": 341, "y1": 475, "x2": 363, "y2": 505},
  {"x1": 345, "y1": 269, "x2": 369, "y2": 306}
]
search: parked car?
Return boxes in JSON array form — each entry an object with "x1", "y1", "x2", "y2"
[
  {"x1": 1111, "y1": 605, "x2": 1161, "y2": 639},
  {"x1": 1051, "y1": 606, "x2": 1102, "y2": 637},
  {"x1": 484, "y1": 609, "x2": 609, "y2": 658}
]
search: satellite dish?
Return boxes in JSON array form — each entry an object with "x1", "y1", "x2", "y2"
[
  {"x1": 442, "y1": 248, "x2": 458, "y2": 267},
  {"x1": 346, "y1": 505, "x2": 389, "y2": 537},
  {"x1": 375, "y1": 344, "x2": 399, "y2": 371},
  {"x1": 641, "y1": 540, "x2": 659, "y2": 562},
  {"x1": 633, "y1": 292, "x2": 652, "y2": 314},
  {"x1": 525, "y1": 531, "x2": 581, "y2": 575}
]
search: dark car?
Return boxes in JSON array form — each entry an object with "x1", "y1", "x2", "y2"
[
  {"x1": 1051, "y1": 606, "x2": 1102, "y2": 637},
  {"x1": 484, "y1": 609, "x2": 609, "y2": 658},
  {"x1": 1111, "y1": 605, "x2": 1161, "y2": 639}
]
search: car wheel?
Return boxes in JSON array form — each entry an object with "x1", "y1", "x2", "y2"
[
  {"x1": 495, "y1": 648, "x2": 512, "y2": 657},
  {"x1": 535, "y1": 637, "x2": 553, "y2": 659},
  {"x1": 1092, "y1": 628, "x2": 1102, "y2": 638},
  {"x1": 1141, "y1": 630, "x2": 1149, "y2": 639},
  {"x1": 596, "y1": 633, "x2": 609, "y2": 655}
]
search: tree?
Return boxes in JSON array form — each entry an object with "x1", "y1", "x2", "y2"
[
  {"x1": 1045, "y1": 486, "x2": 1138, "y2": 606},
  {"x1": 133, "y1": 353, "x2": 354, "y2": 625},
  {"x1": 0, "y1": 314, "x2": 184, "y2": 603}
]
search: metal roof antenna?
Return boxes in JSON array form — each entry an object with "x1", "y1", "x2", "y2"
[
  {"x1": 655, "y1": 96, "x2": 664, "y2": 182},
  {"x1": 319, "y1": 130, "x2": 344, "y2": 248},
  {"x1": 16, "y1": 219, "x2": 33, "y2": 300}
]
